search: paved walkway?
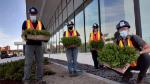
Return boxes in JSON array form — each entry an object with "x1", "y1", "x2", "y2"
[
  {"x1": 44, "y1": 53, "x2": 94, "y2": 66},
  {"x1": 43, "y1": 63, "x2": 120, "y2": 84},
  {"x1": 44, "y1": 53, "x2": 150, "y2": 73}
]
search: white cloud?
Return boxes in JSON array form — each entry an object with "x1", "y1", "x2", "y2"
[{"x1": 0, "y1": 31, "x2": 22, "y2": 50}]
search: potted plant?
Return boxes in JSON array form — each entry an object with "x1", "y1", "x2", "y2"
[
  {"x1": 98, "y1": 43, "x2": 138, "y2": 73},
  {"x1": 89, "y1": 40, "x2": 104, "y2": 50},
  {"x1": 61, "y1": 36, "x2": 81, "y2": 48},
  {"x1": 22, "y1": 29, "x2": 51, "y2": 42}
]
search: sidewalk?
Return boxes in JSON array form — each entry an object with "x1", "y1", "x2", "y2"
[
  {"x1": 44, "y1": 53, "x2": 150, "y2": 73},
  {"x1": 43, "y1": 62, "x2": 120, "y2": 84}
]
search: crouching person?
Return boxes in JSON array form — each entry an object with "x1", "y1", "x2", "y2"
[{"x1": 115, "y1": 20, "x2": 150, "y2": 84}]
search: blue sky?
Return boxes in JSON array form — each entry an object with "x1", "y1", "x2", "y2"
[
  {"x1": 0, "y1": 0, "x2": 26, "y2": 49},
  {"x1": 0, "y1": 0, "x2": 149, "y2": 48}
]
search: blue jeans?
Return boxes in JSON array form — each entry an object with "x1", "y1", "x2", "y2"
[
  {"x1": 66, "y1": 47, "x2": 78, "y2": 73},
  {"x1": 23, "y1": 45, "x2": 43, "y2": 81}
]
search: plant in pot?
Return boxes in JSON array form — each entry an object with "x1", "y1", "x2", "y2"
[
  {"x1": 22, "y1": 29, "x2": 51, "y2": 42},
  {"x1": 61, "y1": 36, "x2": 81, "y2": 48},
  {"x1": 89, "y1": 40, "x2": 104, "y2": 50},
  {"x1": 98, "y1": 43, "x2": 138, "y2": 73}
]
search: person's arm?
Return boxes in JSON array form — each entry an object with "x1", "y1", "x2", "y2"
[
  {"x1": 76, "y1": 31, "x2": 80, "y2": 36},
  {"x1": 101, "y1": 32, "x2": 105, "y2": 43},
  {"x1": 22, "y1": 21, "x2": 26, "y2": 33},
  {"x1": 21, "y1": 21, "x2": 27, "y2": 40},
  {"x1": 132, "y1": 35, "x2": 150, "y2": 54},
  {"x1": 140, "y1": 44, "x2": 150, "y2": 54},
  {"x1": 63, "y1": 31, "x2": 66, "y2": 37},
  {"x1": 42, "y1": 22, "x2": 46, "y2": 30}
]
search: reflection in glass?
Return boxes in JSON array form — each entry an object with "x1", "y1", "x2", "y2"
[
  {"x1": 140, "y1": 0, "x2": 150, "y2": 44},
  {"x1": 75, "y1": 11, "x2": 85, "y2": 52},
  {"x1": 100, "y1": 0, "x2": 135, "y2": 40}
]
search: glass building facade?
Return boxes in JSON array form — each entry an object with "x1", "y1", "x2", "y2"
[{"x1": 48, "y1": 0, "x2": 150, "y2": 53}]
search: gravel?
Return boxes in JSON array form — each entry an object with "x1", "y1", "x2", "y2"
[{"x1": 50, "y1": 58, "x2": 150, "y2": 84}]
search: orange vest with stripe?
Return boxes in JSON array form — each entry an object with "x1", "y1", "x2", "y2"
[
  {"x1": 26, "y1": 20, "x2": 42, "y2": 30},
  {"x1": 65, "y1": 30, "x2": 77, "y2": 37},
  {"x1": 90, "y1": 31, "x2": 101, "y2": 41},
  {"x1": 119, "y1": 38, "x2": 137, "y2": 67}
]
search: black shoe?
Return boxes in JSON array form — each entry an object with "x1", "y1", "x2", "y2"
[
  {"x1": 69, "y1": 71, "x2": 79, "y2": 77},
  {"x1": 23, "y1": 81, "x2": 30, "y2": 84},
  {"x1": 36, "y1": 80, "x2": 46, "y2": 84},
  {"x1": 94, "y1": 67, "x2": 99, "y2": 69}
]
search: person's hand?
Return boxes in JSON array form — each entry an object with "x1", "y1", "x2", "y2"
[
  {"x1": 139, "y1": 51, "x2": 144, "y2": 55},
  {"x1": 91, "y1": 48, "x2": 97, "y2": 51},
  {"x1": 70, "y1": 45, "x2": 76, "y2": 48}
]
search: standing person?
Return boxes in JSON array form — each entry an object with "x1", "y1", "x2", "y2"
[
  {"x1": 22, "y1": 7, "x2": 46, "y2": 84},
  {"x1": 63, "y1": 21, "x2": 80, "y2": 76},
  {"x1": 89, "y1": 23, "x2": 105, "y2": 69},
  {"x1": 115, "y1": 20, "x2": 150, "y2": 84}
]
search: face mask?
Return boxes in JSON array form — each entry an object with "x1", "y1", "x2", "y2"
[
  {"x1": 68, "y1": 27, "x2": 73, "y2": 30},
  {"x1": 120, "y1": 31, "x2": 128, "y2": 38},
  {"x1": 30, "y1": 15, "x2": 37, "y2": 22}
]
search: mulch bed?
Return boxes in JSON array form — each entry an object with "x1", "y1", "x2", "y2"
[{"x1": 50, "y1": 58, "x2": 150, "y2": 84}]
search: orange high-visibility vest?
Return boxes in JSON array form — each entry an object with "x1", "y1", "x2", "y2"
[
  {"x1": 90, "y1": 31, "x2": 101, "y2": 41},
  {"x1": 65, "y1": 30, "x2": 77, "y2": 37},
  {"x1": 26, "y1": 20, "x2": 42, "y2": 30},
  {"x1": 119, "y1": 38, "x2": 137, "y2": 67}
]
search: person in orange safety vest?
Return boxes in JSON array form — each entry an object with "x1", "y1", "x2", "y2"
[
  {"x1": 63, "y1": 21, "x2": 80, "y2": 77},
  {"x1": 115, "y1": 20, "x2": 150, "y2": 84},
  {"x1": 22, "y1": 7, "x2": 46, "y2": 84},
  {"x1": 89, "y1": 23, "x2": 105, "y2": 69}
]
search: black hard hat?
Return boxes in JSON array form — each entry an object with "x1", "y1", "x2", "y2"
[
  {"x1": 93, "y1": 23, "x2": 99, "y2": 28},
  {"x1": 116, "y1": 20, "x2": 130, "y2": 30},
  {"x1": 67, "y1": 21, "x2": 74, "y2": 27},
  {"x1": 29, "y1": 7, "x2": 38, "y2": 15}
]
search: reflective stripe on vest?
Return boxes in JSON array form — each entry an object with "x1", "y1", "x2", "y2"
[
  {"x1": 90, "y1": 31, "x2": 101, "y2": 41},
  {"x1": 65, "y1": 30, "x2": 77, "y2": 37},
  {"x1": 119, "y1": 38, "x2": 136, "y2": 67},
  {"x1": 26, "y1": 20, "x2": 42, "y2": 30}
]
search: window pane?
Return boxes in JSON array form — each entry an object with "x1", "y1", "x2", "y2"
[
  {"x1": 75, "y1": 11, "x2": 85, "y2": 52},
  {"x1": 100, "y1": 0, "x2": 136, "y2": 40},
  {"x1": 140, "y1": 0, "x2": 150, "y2": 44}
]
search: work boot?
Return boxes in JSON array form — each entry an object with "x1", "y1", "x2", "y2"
[
  {"x1": 36, "y1": 80, "x2": 46, "y2": 84},
  {"x1": 122, "y1": 72, "x2": 133, "y2": 82},
  {"x1": 23, "y1": 80, "x2": 30, "y2": 84},
  {"x1": 136, "y1": 76, "x2": 144, "y2": 84}
]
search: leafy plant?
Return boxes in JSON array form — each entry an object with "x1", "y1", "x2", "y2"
[
  {"x1": 98, "y1": 44, "x2": 138, "y2": 68},
  {"x1": 61, "y1": 36, "x2": 81, "y2": 48},
  {"x1": 22, "y1": 29, "x2": 51, "y2": 37},
  {"x1": 0, "y1": 59, "x2": 55, "y2": 80},
  {"x1": 89, "y1": 40, "x2": 104, "y2": 49}
]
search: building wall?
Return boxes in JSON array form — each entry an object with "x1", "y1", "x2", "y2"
[
  {"x1": 26, "y1": 0, "x2": 150, "y2": 53},
  {"x1": 50, "y1": 0, "x2": 137, "y2": 53}
]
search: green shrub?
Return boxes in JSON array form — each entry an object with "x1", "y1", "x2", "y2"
[
  {"x1": 98, "y1": 44, "x2": 138, "y2": 68},
  {"x1": 61, "y1": 36, "x2": 81, "y2": 48},
  {"x1": 89, "y1": 40, "x2": 104, "y2": 49},
  {"x1": 22, "y1": 29, "x2": 51, "y2": 36},
  {"x1": 0, "y1": 59, "x2": 55, "y2": 80}
]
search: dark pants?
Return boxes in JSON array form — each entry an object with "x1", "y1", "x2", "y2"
[
  {"x1": 123, "y1": 53, "x2": 150, "y2": 82},
  {"x1": 91, "y1": 50, "x2": 99, "y2": 68}
]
